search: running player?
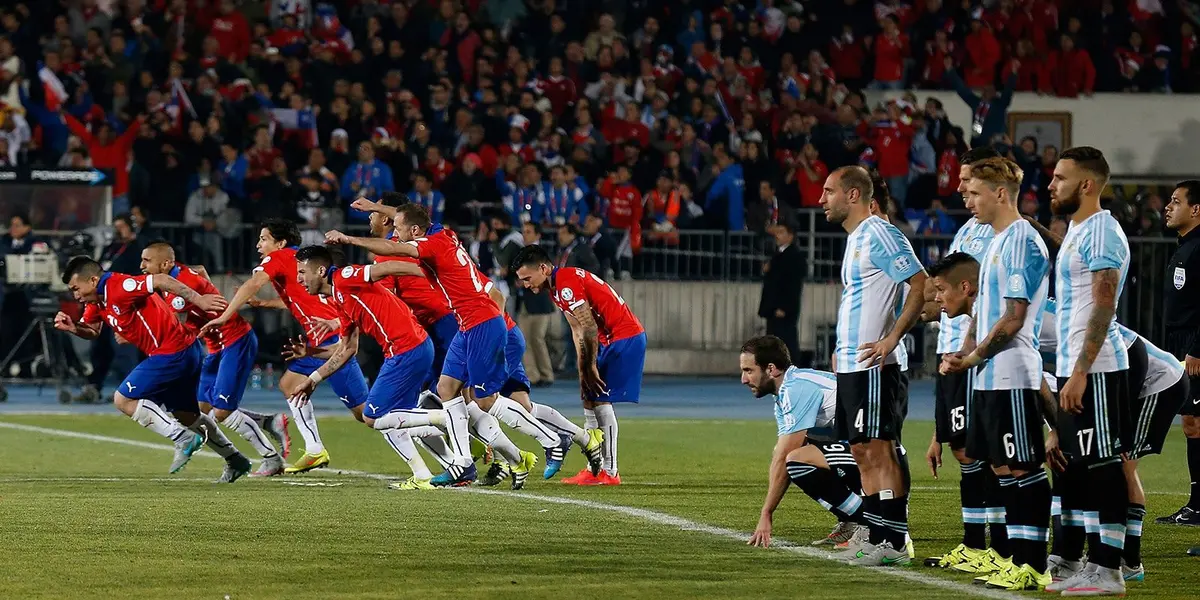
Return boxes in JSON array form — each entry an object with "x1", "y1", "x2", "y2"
[
  {"x1": 511, "y1": 245, "x2": 647, "y2": 486},
  {"x1": 55, "y1": 256, "x2": 251, "y2": 481},
  {"x1": 140, "y1": 242, "x2": 286, "y2": 476},
  {"x1": 1045, "y1": 146, "x2": 1132, "y2": 596},
  {"x1": 740, "y1": 335, "x2": 867, "y2": 549},
  {"x1": 939, "y1": 157, "x2": 1052, "y2": 591},
  {"x1": 923, "y1": 146, "x2": 1008, "y2": 572},
  {"x1": 203, "y1": 219, "x2": 370, "y2": 474},
  {"x1": 326, "y1": 205, "x2": 575, "y2": 484},
  {"x1": 284, "y1": 246, "x2": 476, "y2": 489},
  {"x1": 819, "y1": 165, "x2": 927, "y2": 566}
]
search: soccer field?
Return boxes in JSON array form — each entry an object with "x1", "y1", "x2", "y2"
[{"x1": 1, "y1": 413, "x2": 1197, "y2": 599}]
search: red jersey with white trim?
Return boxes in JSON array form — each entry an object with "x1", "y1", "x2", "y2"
[
  {"x1": 253, "y1": 247, "x2": 340, "y2": 346},
  {"x1": 80, "y1": 272, "x2": 195, "y2": 356},
  {"x1": 330, "y1": 265, "x2": 428, "y2": 358},
  {"x1": 504, "y1": 312, "x2": 516, "y2": 330},
  {"x1": 410, "y1": 228, "x2": 501, "y2": 331},
  {"x1": 161, "y1": 264, "x2": 252, "y2": 352},
  {"x1": 551, "y1": 268, "x2": 644, "y2": 345},
  {"x1": 373, "y1": 253, "x2": 453, "y2": 328}
]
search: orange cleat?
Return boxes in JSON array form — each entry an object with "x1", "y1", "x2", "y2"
[
  {"x1": 595, "y1": 472, "x2": 622, "y2": 485},
  {"x1": 561, "y1": 469, "x2": 600, "y2": 485}
]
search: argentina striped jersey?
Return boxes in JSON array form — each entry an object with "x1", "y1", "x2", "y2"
[
  {"x1": 1054, "y1": 211, "x2": 1130, "y2": 377},
  {"x1": 836, "y1": 216, "x2": 924, "y2": 372},
  {"x1": 974, "y1": 219, "x2": 1049, "y2": 390},
  {"x1": 937, "y1": 217, "x2": 996, "y2": 353},
  {"x1": 775, "y1": 367, "x2": 837, "y2": 437},
  {"x1": 1116, "y1": 325, "x2": 1185, "y2": 398}
]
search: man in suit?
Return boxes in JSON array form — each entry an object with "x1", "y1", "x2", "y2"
[
  {"x1": 555, "y1": 223, "x2": 601, "y2": 274},
  {"x1": 758, "y1": 217, "x2": 804, "y2": 363},
  {"x1": 582, "y1": 213, "x2": 618, "y2": 279}
]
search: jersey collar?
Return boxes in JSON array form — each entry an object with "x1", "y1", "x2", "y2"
[
  {"x1": 427, "y1": 223, "x2": 444, "y2": 236},
  {"x1": 96, "y1": 272, "x2": 113, "y2": 300},
  {"x1": 169, "y1": 265, "x2": 181, "y2": 278}
]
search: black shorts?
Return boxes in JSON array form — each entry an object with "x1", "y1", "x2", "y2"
[
  {"x1": 814, "y1": 441, "x2": 857, "y2": 469},
  {"x1": 1127, "y1": 337, "x2": 1149, "y2": 407},
  {"x1": 1130, "y1": 375, "x2": 1191, "y2": 459},
  {"x1": 1182, "y1": 375, "x2": 1200, "y2": 416},
  {"x1": 966, "y1": 388, "x2": 1046, "y2": 469},
  {"x1": 1056, "y1": 371, "x2": 1131, "y2": 463},
  {"x1": 835, "y1": 365, "x2": 906, "y2": 443},
  {"x1": 934, "y1": 364, "x2": 972, "y2": 449}
]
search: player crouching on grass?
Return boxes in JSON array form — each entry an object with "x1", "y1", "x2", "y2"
[{"x1": 739, "y1": 335, "x2": 870, "y2": 550}]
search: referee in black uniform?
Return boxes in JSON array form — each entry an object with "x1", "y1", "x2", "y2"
[{"x1": 1157, "y1": 181, "x2": 1200, "y2": 538}]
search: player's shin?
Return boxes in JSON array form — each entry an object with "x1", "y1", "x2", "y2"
[
  {"x1": 584, "y1": 408, "x2": 598, "y2": 429},
  {"x1": 221, "y1": 410, "x2": 278, "y2": 458},
  {"x1": 1085, "y1": 459, "x2": 1130, "y2": 571},
  {"x1": 487, "y1": 395, "x2": 559, "y2": 447},
  {"x1": 987, "y1": 470, "x2": 1014, "y2": 558},
  {"x1": 594, "y1": 403, "x2": 618, "y2": 475},
  {"x1": 440, "y1": 397, "x2": 473, "y2": 467},
  {"x1": 468, "y1": 402, "x2": 522, "y2": 464},
  {"x1": 786, "y1": 461, "x2": 864, "y2": 523},
  {"x1": 1007, "y1": 468, "x2": 1051, "y2": 572},
  {"x1": 289, "y1": 401, "x2": 325, "y2": 454},
  {"x1": 187, "y1": 412, "x2": 241, "y2": 459},
  {"x1": 382, "y1": 429, "x2": 432, "y2": 479},
  {"x1": 959, "y1": 460, "x2": 989, "y2": 550},
  {"x1": 131, "y1": 399, "x2": 188, "y2": 441},
  {"x1": 1124, "y1": 503, "x2": 1146, "y2": 567},
  {"x1": 413, "y1": 431, "x2": 455, "y2": 469},
  {"x1": 531, "y1": 402, "x2": 587, "y2": 445}
]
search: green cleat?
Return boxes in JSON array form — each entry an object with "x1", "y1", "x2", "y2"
[{"x1": 389, "y1": 477, "x2": 435, "y2": 490}]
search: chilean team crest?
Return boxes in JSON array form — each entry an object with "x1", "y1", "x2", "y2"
[
  {"x1": 561, "y1": 288, "x2": 575, "y2": 302},
  {"x1": 1175, "y1": 267, "x2": 1187, "y2": 290},
  {"x1": 171, "y1": 296, "x2": 186, "y2": 311}
]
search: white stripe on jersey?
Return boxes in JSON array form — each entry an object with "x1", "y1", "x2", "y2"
[
  {"x1": 938, "y1": 218, "x2": 996, "y2": 353},
  {"x1": 1117, "y1": 324, "x2": 1185, "y2": 398},
  {"x1": 835, "y1": 216, "x2": 923, "y2": 372},
  {"x1": 975, "y1": 219, "x2": 1049, "y2": 390},
  {"x1": 1055, "y1": 211, "x2": 1130, "y2": 377},
  {"x1": 774, "y1": 367, "x2": 837, "y2": 436}
]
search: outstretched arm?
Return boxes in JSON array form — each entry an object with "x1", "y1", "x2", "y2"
[
  {"x1": 53, "y1": 311, "x2": 101, "y2": 340},
  {"x1": 150, "y1": 274, "x2": 228, "y2": 313},
  {"x1": 327, "y1": 231, "x2": 419, "y2": 257},
  {"x1": 366, "y1": 261, "x2": 424, "y2": 280},
  {"x1": 750, "y1": 431, "x2": 808, "y2": 548},
  {"x1": 202, "y1": 270, "x2": 269, "y2": 334},
  {"x1": 290, "y1": 328, "x2": 360, "y2": 405},
  {"x1": 350, "y1": 197, "x2": 398, "y2": 219}
]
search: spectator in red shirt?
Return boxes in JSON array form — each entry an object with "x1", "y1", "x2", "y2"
[
  {"x1": 830, "y1": 26, "x2": 867, "y2": 87},
  {"x1": 537, "y1": 57, "x2": 578, "y2": 116},
  {"x1": 209, "y1": 0, "x2": 250, "y2": 62},
  {"x1": 963, "y1": 19, "x2": 1001, "y2": 88},
  {"x1": 441, "y1": 12, "x2": 482, "y2": 84},
  {"x1": 936, "y1": 127, "x2": 967, "y2": 201},
  {"x1": 1012, "y1": 39, "x2": 1049, "y2": 92},
  {"x1": 860, "y1": 104, "x2": 914, "y2": 208},
  {"x1": 65, "y1": 113, "x2": 144, "y2": 215},
  {"x1": 792, "y1": 143, "x2": 828, "y2": 208},
  {"x1": 921, "y1": 30, "x2": 957, "y2": 88},
  {"x1": 870, "y1": 16, "x2": 908, "y2": 90},
  {"x1": 1046, "y1": 34, "x2": 1096, "y2": 97},
  {"x1": 424, "y1": 145, "x2": 454, "y2": 188},
  {"x1": 598, "y1": 164, "x2": 643, "y2": 263},
  {"x1": 456, "y1": 124, "x2": 499, "y2": 177},
  {"x1": 245, "y1": 126, "x2": 280, "y2": 181}
]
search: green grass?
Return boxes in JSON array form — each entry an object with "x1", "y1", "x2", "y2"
[{"x1": 0, "y1": 415, "x2": 1196, "y2": 599}]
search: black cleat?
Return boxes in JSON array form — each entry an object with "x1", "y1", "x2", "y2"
[{"x1": 1155, "y1": 506, "x2": 1200, "y2": 526}]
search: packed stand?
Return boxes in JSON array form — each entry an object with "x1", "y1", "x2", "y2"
[{"x1": 0, "y1": 0, "x2": 1193, "y2": 276}]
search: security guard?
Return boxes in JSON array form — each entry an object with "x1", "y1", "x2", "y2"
[{"x1": 1157, "y1": 180, "x2": 1200, "y2": 530}]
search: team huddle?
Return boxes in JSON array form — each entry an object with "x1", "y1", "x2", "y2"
[
  {"x1": 740, "y1": 147, "x2": 1199, "y2": 595},
  {"x1": 53, "y1": 193, "x2": 647, "y2": 492}
]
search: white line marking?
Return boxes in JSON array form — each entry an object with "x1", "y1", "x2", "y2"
[{"x1": 0, "y1": 421, "x2": 1115, "y2": 599}]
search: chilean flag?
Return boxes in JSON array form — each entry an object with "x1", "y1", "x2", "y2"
[
  {"x1": 270, "y1": 107, "x2": 319, "y2": 147},
  {"x1": 38, "y1": 64, "x2": 68, "y2": 111}
]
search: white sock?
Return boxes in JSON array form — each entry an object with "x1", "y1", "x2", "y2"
[
  {"x1": 407, "y1": 425, "x2": 443, "y2": 438},
  {"x1": 414, "y1": 434, "x2": 455, "y2": 469},
  {"x1": 594, "y1": 403, "x2": 618, "y2": 475},
  {"x1": 487, "y1": 396, "x2": 558, "y2": 448},
  {"x1": 440, "y1": 397, "x2": 472, "y2": 467},
  {"x1": 188, "y1": 413, "x2": 240, "y2": 459},
  {"x1": 382, "y1": 429, "x2": 433, "y2": 479},
  {"x1": 372, "y1": 409, "x2": 441, "y2": 430},
  {"x1": 221, "y1": 410, "x2": 278, "y2": 458},
  {"x1": 468, "y1": 402, "x2": 523, "y2": 464},
  {"x1": 132, "y1": 400, "x2": 187, "y2": 441},
  {"x1": 584, "y1": 408, "x2": 598, "y2": 430},
  {"x1": 532, "y1": 403, "x2": 587, "y2": 446},
  {"x1": 289, "y1": 401, "x2": 325, "y2": 454}
]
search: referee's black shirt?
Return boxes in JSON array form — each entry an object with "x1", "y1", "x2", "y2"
[{"x1": 1164, "y1": 227, "x2": 1200, "y2": 359}]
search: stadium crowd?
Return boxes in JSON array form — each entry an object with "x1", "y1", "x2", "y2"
[{"x1": 0, "y1": 0, "x2": 1194, "y2": 266}]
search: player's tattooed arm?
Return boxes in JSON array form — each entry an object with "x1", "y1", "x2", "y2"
[
  {"x1": 151, "y1": 275, "x2": 228, "y2": 313},
  {"x1": 567, "y1": 302, "x2": 607, "y2": 397},
  {"x1": 314, "y1": 330, "x2": 358, "y2": 378},
  {"x1": 326, "y1": 231, "x2": 418, "y2": 258},
  {"x1": 1071, "y1": 268, "x2": 1120, "y2": 375},
  {"x1": 1038, "y1": 377, "x2": 1058, "y2": 430},
  {"x1": 961, "y1": 313, "x2": 978, "y2": 354},
  {"x1": 971, "y1": 298, "x2": 1029, "y2": 361}
]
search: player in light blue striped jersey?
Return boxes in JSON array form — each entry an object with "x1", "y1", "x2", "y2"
[
  {"x1": 740, "y1": 336, "x2": 866, "y2": 550},
  {"x1": 940, "y1": 157, "x2": 1052, "y2": 591},
  {"x1": 1044, "y1": 146, "x2": 1132, "y2": 596},
  {"x1": 821, "y1": 165, "x2": 928, "y2": 566}
]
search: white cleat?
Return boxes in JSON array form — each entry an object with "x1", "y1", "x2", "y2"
[{"x1": 1061, "y1": 564, "x2": 1126, "y2": 596}]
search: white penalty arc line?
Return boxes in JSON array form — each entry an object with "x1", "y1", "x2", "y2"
[{"x1": 0, "y1": 421, "x2": 1046, "y2": 599}]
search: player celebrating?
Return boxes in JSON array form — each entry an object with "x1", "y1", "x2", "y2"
[
  {"x1": 203, "y1": 219, "x2": 370, "y2": 474},
  {"x1": 284, "y1": 246, "x2": 475, "y2": 489},
  {"x1": 326, "y1": 205, "x2": 576, "y2": 483},
  {"x1": 819, "y1": 166, "x2": 927, "y2": 565},
  {"x1": 511, "y1": 245, "x2": 647, "y2": 485},
  {"x1": 55, "y1": 256, "x2": 251, "y2": 482},
  {"x1": 739, "y1": 335, "x2": 867, "y2": 548},
  {"x1": 1045, "y1": 146, "x2": 1132, "y2": 596},
  {"x1": 939, "y1": 157, "x2": 1053, "y2": 591}
]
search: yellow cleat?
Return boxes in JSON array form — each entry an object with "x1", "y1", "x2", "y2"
[
  {"x1": 283, "y1": 450, "x2": 330, "y2": 474},
  {"x1": 510, "y1": 450, "x2": 538, "y2": 490},
  {"x1": 952, "y1": 548, "x2": 1009, "y2": 575},
  {"x1": 999, "y1": 564, "x2": 1051, "y2": 591},
  {"x1": 581, "y1": 428, "x2": 605, "y2": 475},
  {"x1": 981, "y1": 562, "x2": 1022, "y2": 589},
  {"x1": 923, "y1": 543, "x2": 985, "y2": 568},
  {"x1": 470, "y1": 436, "x2": 493, "y2": 464},
  {"x1": 388, "y1": 476, "x2": 435, "y2": 491}
]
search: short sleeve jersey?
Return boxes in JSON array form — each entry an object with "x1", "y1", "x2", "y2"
[
  {"x1": 374, "y1": 233, "x2": 453, "y2": 328},
  {"x1": 330, "y1": 265, "x2": 428, "y2": 358},
  {"x1": 81, "y1": 272, "x2": 194, "y2": 356},
  {"x1": 409, "y1": 227, "x2": 501, "y2": 331},
  {"x1": 1116, "y1": 324, "x2": 1185, "y2": 399},
  {"x1": 974, "y1": 219, "x2": 1050, "y2": 390},
  {"x1": 254, "y1": 247, "x2": 340, "y2": 346},
  {"x1": 775, "y1": 367, "x2": 838, "y2": 437},
  {"x1": 1054, "y1": 211, "x2": 1131, "y2": 377},
  {"x1": 551, "y1": 267, "x2": 644, "y2": 345}
]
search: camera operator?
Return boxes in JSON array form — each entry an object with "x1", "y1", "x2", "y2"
[{"x1": 1, "y1": 214, "x2": 47, "y2": 366}]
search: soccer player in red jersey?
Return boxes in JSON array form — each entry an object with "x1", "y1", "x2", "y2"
[
  {"x1": 284, "y1": 245, "x2": 476, "y2": 488},
  {"x1": 203, "y1": 219, "x2": 370, "y2": 474},
  {"x1": 327, "y1": 204, "x2": 578, "y2": 484},
  {"x1": 140, "y1": 242, "x2": 288, "y2": 477},
  {"x1": 54, "y1": 256, "x2": 252, "y2": 482},
  {"x1": 512, "y1": 245, "x2": 649, "y2": 485}
]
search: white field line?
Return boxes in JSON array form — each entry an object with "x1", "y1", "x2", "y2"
[{"x1": 0, "y1": 420, "x2": 1027, "y2": 599}]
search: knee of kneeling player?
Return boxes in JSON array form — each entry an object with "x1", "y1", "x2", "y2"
[
  {"x1": 1183, "y1": 415, "x2": 1200, "y2": 438},
  {"x1": 786, "y1": 444, "x2": 827, "y2": 467}
]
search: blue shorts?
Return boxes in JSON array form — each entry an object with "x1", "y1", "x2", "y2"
[
  {"x1": 200, "y1": 331, "x2": 259, "y2": 411},
  {"x1": 500, "y1": 324, "x2": 531, "y2": 396},
  {"x1": 425, "y1": 313, "x2": 460, "y2": 391},
  {"x1": 593, "y1": 333, "x2": 647, "y2": 404},
  {"x1": 441, "y1": 316, "x2": 508, "y2": 398},
  {"x1": 119, "y1": 344, "x2": 202, "y2": 412},
  {"x1": 364, "y1": 338, "x2": 435, "y2": 419},
  {"x1": 287, "y1": 336, "x2": 370, "y2": 409}
]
